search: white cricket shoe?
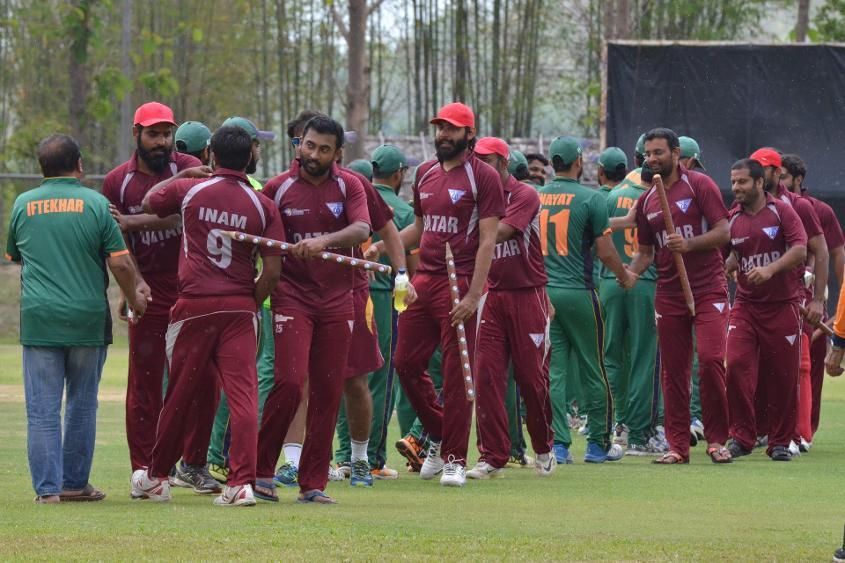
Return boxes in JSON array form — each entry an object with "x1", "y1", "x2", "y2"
[
  {"x1": 213, "y1": 484, "x2": 256, "y2": 507},
  {"x1": 466, "y1": 461, "x2": 504, "y2": 480},
  {"x1": 328, "y1": 465, "x2": 346, "y2": 481},
  {"x1": 788, "y1": 440, "x2": 801, "y2": 457},
  {"x1": 534, "y1": 452, "x2": 557, "y2": 477},
  {"x1": 419, "y1": 441, "x2": 444, "y2": 480},
  {"x1": 440, "y1": 459, "x2": 466, "y2": 487},
  {"x1": 613, "y1": 423, "x2": 629, "y2": 447},
  {"x1": 799, "y1": 437, "x2": 812, "y2": 453},
  {"x1": 131, "y1": 469, "x2": 171, "y2": 502}
]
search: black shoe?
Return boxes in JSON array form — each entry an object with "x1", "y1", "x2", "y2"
[
  {"x1": 769, "y1": 446, "x2": 792, "y2": 461},
  {"x1": 727, "y1": 440, "x2": 752, "y2": 459},
  {"x1": 174, "y1": 462, "x2": 223, "y2": 494}
]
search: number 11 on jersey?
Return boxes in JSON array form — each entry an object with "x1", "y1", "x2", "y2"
[{"x1": 539, "y1": 208, "x2": 570, "y2": 256}]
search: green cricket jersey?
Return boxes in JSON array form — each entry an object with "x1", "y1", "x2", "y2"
[
  {"x1": 370, "y1": 184, "x2": 416, "y2": 291},
  {"x1": 601, "y1": 180, "x2": 657, "y2": 282},
  {"x1": 5, "y1": 177, "x2": 128, "y2": 346},
  {"x1": 538, "y1": 177, "x2": 610, "y2": 290}
]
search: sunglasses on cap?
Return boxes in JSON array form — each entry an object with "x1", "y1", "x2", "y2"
[{"x1": 290, "y1": 137, "x2": 301, "y2": 147}]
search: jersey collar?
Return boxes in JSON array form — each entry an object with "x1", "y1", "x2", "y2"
[
  {"x1": 212, "y1": 168, "x2": 249, "y2": 182},
  {"x1": 41, "y1": 177, "x2": 82, "y2": 186}
]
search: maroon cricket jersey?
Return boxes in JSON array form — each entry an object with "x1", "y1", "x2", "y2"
[
  {"x1": 147, "y1": 168, "x2": 284, "y2": 302},
  {"x1": 263, "y1": 162, "x2": 371, "y2": 313},
  {"x1": 803, "y1": 192, "x2": 844, "y2": 250},
  {"x1": 488, "y1": 176, "x2": 547, "y2": 290},
  {"x1": 635, "y1": 165, "x2": 729, "y2": 297},
  {"x1": 103, "y1": 151, "x2": 201, "y2": 275},
  {"x1": 413, "y1": 153, "x2": 505, "y2": 276},
  {"x1": 728, "y1": 194, "x2": 807, "y2": 304}
]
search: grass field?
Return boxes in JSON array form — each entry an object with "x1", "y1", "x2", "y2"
[{"x1": 1, "y1": 343, "x2": 845, "y2": 561}]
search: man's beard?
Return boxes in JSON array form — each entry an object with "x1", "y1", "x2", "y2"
[
  {"x1": 763, "y1": 173, "x2": 777, "y2": 193},
  {"x1": 300, "y1": 156, "x2": 331, "y2": 178},
  {"x1": 137, "y1": 138, "x2": 171, "y2": 174},
  {"x1": 246, "y1": 153, "x2": 257, "y2": 174},
  {"x1": 530, "y1": 174, "x2": 545, "y2": 186},
  {"x1": 435, "y1": 135, "x2": 468, "y2": 161}
]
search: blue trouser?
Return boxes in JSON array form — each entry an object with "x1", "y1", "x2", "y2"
[{"x1": 22, "y1": 346, "x2": 107, "y2": 496}]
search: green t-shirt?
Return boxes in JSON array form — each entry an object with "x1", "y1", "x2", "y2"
[
  {"x1": 250, "y1": 175, "x2": 272, "y2": 309},
  {"x1": 539, "y1": 177, "x2": 610, "y2": 290},
  {"x1": 370, "y1": 183, "x2": 416, "y2": 291},
  {"x1": 600, "y1": 180, "x2": 657, "y2": 282},
  {"x1": 6, "y1": 178, "x2": 127, "y2": 346}
]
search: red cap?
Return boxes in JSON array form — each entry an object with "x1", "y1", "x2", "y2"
[
  {"x1": 430, "y1": 102, "x2": 475, "y2": 128},
  {"x1": 133, "y1": 102, "x2": 176, "y2": 127},
  {"x1": 749, "y1": 147, "x2": 781, "y2": 168},
  {"x1": 474, "y1": 137, "x2": 510, "y2": 160}
]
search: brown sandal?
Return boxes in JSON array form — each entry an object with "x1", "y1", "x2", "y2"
[
  {"x1": 652, "y1": 451, "x2": 689, "y2": 464},
  {"x1": 706, "y1": 444, "x2": 733, "y2": 464},
  {"x1": 59, "y1": 483, "x2": 106, "y2": 502}
]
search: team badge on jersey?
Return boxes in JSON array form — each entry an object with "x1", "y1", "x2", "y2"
[
  {"x1": 326, "y1": 202, "x2": 344, "y2": 218},
  {"x1": 762, "y1": 226, "x2": 779, "y2": 240},
  {"x1": 448, "y1": 189, "x2": 465, "y2": 204},
  {"x1": 785, "y1": 334, "x2": 797, "y2": 345},
  {"x1": 675, "y1": 198, "x2": 692, "y2": 213},
  {"x1": 529, "y1": 333, "x2": 545, "y2": 348},
  {"x1": 713, "y1": 302, "x2": 726, "y2": 313}
]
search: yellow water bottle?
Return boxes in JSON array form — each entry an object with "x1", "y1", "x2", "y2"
[{"x1": 394, "y1": 268, "x2": 409, "y2": 313}]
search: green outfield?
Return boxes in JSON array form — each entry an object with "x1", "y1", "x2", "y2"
[{"x1": 1, "y1": 343, "x2": 844, "y2": 560}]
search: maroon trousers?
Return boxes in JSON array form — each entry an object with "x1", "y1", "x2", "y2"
[
  {"x1": 126, "y1": 312, "x2": 215, "y2": 470},
  {"x1": 150, "y1": 299, "x2": 258, "y2": 486},
  {"x1": 394, "y1": 273, "x2": 479, "y2": 463},
  {"x1": 655, "y1": 290, "x2": 729, "y2": 459},
  {"x1": 727, "y1": 301, "x2": 800, "y2": 452},
  {"x1": 809, "y1": 330, "x2": 827, "y2": 436},
  {"x1": 475, "y1": 287, "x2": 553, "y2": 469},
  {"x1": 257, "y1": 308, "x2": 352, "y2": 492}
]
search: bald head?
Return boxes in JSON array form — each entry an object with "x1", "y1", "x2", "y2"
[{"x1": 37, "y1": 134, "x2": 81, "y2": 178}]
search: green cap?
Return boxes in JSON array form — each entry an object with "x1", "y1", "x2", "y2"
[
  {"x1": 549, "y1": 136, "x2": 582, "y2": 166},
  {"x1": 348, "y1": 159, "x2": 373, "y2": 180},
  {"x1": 635, "y1": 133, "x2": 646, "y2": 156},
  {"x1": 598, "y1": 147, "x2": 628, "y2": 173},
  {"x1": 371, "y1": 144, "x2": 407, "y2": 176},
  {"x1": 221, "y1": 116, "x2": 276, "y2": 141},
  {"x1": 679, "y1": 136, "x2": 705, "y2": 169},
  {"x1": 175, "y1": 121, "x2": 211, "y2": 154},
  {"x1": 508, "y1": 149, "x2": 528, "y2": 176}
]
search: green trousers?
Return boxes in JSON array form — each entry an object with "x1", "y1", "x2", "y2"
[
  {"x1": 207, "y1": 307, "x2": 274, "y2": 467},
  {"x1": 548, "y1": 286, "x2": 613, "y2": 449},
  {"x1": 335, "y1": 290, "x2": 398, "y2": 468},
  {"x1": 397, "y1": 348, "x2": 442, "y2": 442},
  {"x1": 690, "y1": 340, "x2": 701, "y2": 422},
  {"x1": 598, "y1": 278, "x2": 659, "y2": 445}
]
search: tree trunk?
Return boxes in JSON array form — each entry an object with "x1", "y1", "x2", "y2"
[
  {"x1": 795, "y1": 0, "x2": 810, "y2": 42},
  {"x1": 68, "y1": 0, "x2": 93, "y2": 149},
  {"x1": 344, "y1": 0, "x2": 368, "y2": 161}
]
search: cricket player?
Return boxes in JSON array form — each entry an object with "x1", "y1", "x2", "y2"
[
  {"x1": 781, "y1": 153, "x2": 844, "y2": 443},
  {"x1": 628, "y1": 128, "x2": 732, "y2": 464},
  {"x1": 467, "y1": 137, "x2": 554, "y2": 479},
  {"x1": 256, "y1": 115, "x2": 371, "y2": 504},
  {"x1": 130, "y1": 125, "x2": 284, "y2": 506},
  {"x1": 597, "y1": 147, "x2": 662, "y2": 455},
  {"x1": 377, "y1": 102, "x2": 504, "y2": 487},
  {"x1": 102, "y1": 102, "x2": 218, "y2": 493},
  {"x1": 724, "y1": 158, "x2": 807, "y2": 461},
  {"x1": 541, "y1": 136, "x2": 637, "y2": 465},
  {"x1": 749, "y1": 148, "x2": 827, "y2": 450}
]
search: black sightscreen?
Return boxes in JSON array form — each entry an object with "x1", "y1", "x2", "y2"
[{"x1": 606, "y1": 42, "x2": 845, "y2": 198}]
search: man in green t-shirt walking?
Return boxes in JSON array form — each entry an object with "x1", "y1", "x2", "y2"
[
  {"x1": 540, "y1": 136, "x2": 636, "y2": 464},
  {"x1": 6, "y1": 135, "x2": 149, "y2": 503},
  {"x1": 597, "y1": 147, "x2": 664, "y2": 455}
]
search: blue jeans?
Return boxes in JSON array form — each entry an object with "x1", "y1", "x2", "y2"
[{"x1": 22, "y1": 346, "x2": 107, "y2": 496}]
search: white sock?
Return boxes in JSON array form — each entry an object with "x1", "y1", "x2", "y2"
[
  {"x1": 283, "y1": 443, "x2": 302, "y2": 468},
  {"x1": 351, "y1": 439, "x2": 369, "y2": 463}
]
